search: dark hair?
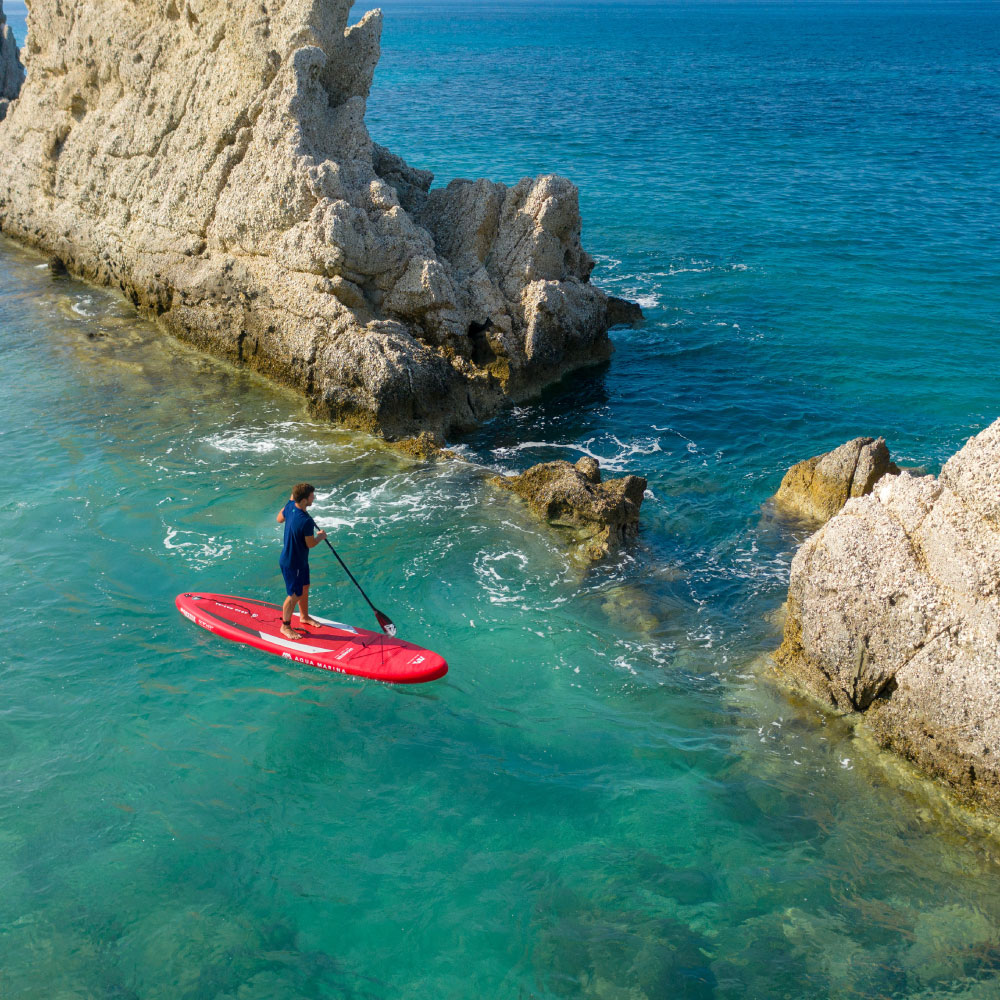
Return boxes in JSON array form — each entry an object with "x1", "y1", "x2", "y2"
[{"x1": 291, "y1": 482, "x2": 315, "y2": 503}]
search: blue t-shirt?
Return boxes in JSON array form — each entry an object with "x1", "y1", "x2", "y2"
[{"x1": 279, "y1": 500, "x2": 316, "y2": 569}]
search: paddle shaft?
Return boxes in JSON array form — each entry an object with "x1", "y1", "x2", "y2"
[{"x1": 322, "y1": 538, "x2": 395, "y2": 634}]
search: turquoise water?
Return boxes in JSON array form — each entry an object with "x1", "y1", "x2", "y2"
[{"x1": 4, "y1": 2, "x2": 1000, "y2": 997}]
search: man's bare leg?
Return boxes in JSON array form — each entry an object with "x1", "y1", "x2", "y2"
[
  {"x1": 281, "y1": 593, "x2": 303, "y2": 639},
  {"x1": 298, "y1": 586, "x2": 320, "y2": 628}
]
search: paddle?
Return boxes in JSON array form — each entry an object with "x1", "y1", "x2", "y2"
[{"x1": 322, "y1": 538, "x2": 397, "y2": 636}]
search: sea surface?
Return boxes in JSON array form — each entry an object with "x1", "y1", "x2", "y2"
[{"x1": 3, "y1": 1, "x2": 1000, "y2": 997}]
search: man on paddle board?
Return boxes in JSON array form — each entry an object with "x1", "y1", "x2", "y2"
[{"x1": 277, "y1": 483, "x2": 327, "y2": 640}]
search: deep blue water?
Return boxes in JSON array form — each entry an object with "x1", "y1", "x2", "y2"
[{"x1": 3, "y1": 2, "x2": 1000, "y2": 998}]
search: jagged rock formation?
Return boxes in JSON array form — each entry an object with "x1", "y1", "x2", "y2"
[
  {"x1": 0, "y1": 2, "x2": 23, "y2": 121},
  {"x1": 774, "y1": 419, "x2": 1000, "y2": 812},
  {"x1": 0, "y1": 0, "x2": 621, "y2": 438},
  {"x1": 773, "y1": 436, "x2": 898, "y2": 523},
  {"x1": 606, "y1": 295, "x2": 644, "y2": 328},
  {"x1": 491, "y1": 456, "x2": 647, "y2": 563},
  {"x1": 392, "y1": 430, "x2": 454, "y2": 462}
]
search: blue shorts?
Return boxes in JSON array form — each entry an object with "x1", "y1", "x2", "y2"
[{"x1": 280, "y1": 562, "x2": 310, "y2": 597}]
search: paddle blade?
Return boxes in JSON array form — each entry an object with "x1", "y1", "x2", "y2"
[{"x1": 376, "y1": 611, "x2": 396, "y2": 637}]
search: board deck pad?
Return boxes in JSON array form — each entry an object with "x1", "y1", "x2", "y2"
[{"x1": 175, "y1": 592, "x2": 448, "y2": 684}]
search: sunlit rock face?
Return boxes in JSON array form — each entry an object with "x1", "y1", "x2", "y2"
[
  {"x1": 772, "y1": 436, "x2": 898, "y2": 525},
  {"x1": 0, "y1": 0, "x2": 614, "y2": 437},
  {"x1": 775, "y1": 419, "x2": 1000, "y2": 812}
]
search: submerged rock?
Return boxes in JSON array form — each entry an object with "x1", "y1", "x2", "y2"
[
  {"x1": 490, "y1": 456, "x2": 646, "y2": 562},
  {"x1": 774, "y1": 419, "x2": 1000, "y2": 812},
  {"x1": 0, "y1": 0, "x2": 632, "y2": 439},
  {"x1": 772, "y1": 436, "x2": 898, "y2": 523},
  {"x1": 0, "y1": 1, "x2": 23, "y2": 122}
]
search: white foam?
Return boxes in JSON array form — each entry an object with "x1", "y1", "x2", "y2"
[
  {"x1": 163, "y1": 526, "x2": 233, "y2": 566},
  {"x1": 71, "y1": 296, "x2": 96, "y2": 317},
  {"x1": 491, "y1": 434, "x2": 662, "y2": 474}
]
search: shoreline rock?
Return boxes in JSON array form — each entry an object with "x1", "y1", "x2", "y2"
[
  {"x1": 772, "y1": 436, "x2": 898, "y2": 524},
  {"x1": 490, "y1": 456, "x2": 647, "y2": 563},
  {"x1": 0, "y1": 1, "x2": 23, "y2": 121},
  {"x1": 0, "y1": 0, "x2": 636, "y2": 439},
  {"x1": 773, "y1": 420, "x2": 1000, "y2": 813}
]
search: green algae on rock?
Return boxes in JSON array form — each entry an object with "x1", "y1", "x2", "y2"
[
  {"x1": 490, "y1": 456, "x2": 646, "y2": 563},
  {"x1": 774, "y1": 418, "x2": 1000, "y2": 814},
  {"x1": 0, "y1": 0, "x2": 625, "y2": 440},
  {"x1": 773, "y1": 436, "x2": 898, "y2": 524}
]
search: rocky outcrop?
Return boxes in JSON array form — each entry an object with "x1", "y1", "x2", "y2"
[
  {"x1": 0, "y1": 0, "x2": 623, "y2": 439},
  {"x1": 491, "y1": 456, "x2": 647, "y2": 562},
  {"x1": 0, "y1": 2, "x2": 23, "y2": 121},
  {"x1": 774, "y1": 419, "x2": 1000, "y2": 812},
  {"x1": 606, "y1": 296, "x2": 644, "y2": 328},
  {"x1": 392, "y1": 430, "x2": 454, "y2": 462},
  {"x1": 772, "y1": 436, "x2": 898, "y2": 524}
]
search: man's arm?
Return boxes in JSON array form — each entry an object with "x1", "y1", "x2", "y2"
[
  {"x1": 277, "y1": 508, "x2": 285, "y2": 523},
  {"x1": 305, "y1": 529, "x2": 328, "y2": 548}
]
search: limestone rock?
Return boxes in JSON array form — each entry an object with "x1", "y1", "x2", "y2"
[
  {"x1": 773, "y1": 436, "x2": 898, "y2": 523},
  {"x1": 490, "y1": 456, "x2": 647, "y2": 562},
  {"x1": 0, "y1": 1, "x2": 23, "y2": 121},
  {"x1": 774, "y1": 419, "x2": 1000, "y2": 812},
  {"x1": 0, "y1": 0, "x2": 613, "y2": 438}
]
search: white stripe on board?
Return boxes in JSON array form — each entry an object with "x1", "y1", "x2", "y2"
[
  {"x1": 260, "y1": 632, "x2": 331, "y2": 655},
  {"x1": 298, "y1": 613, "x2": 358, "y2": 633}
]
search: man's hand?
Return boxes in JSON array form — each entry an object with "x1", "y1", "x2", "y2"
[{"x1": 316, "y1": 530, "x2": 328, "y2": 542}]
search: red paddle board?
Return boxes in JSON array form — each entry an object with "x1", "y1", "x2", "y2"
[{"x1": 175, "y1": 592, "x2": 447, "y2": 684}]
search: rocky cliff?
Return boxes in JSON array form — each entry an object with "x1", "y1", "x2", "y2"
[
  {"x1": 0, "y1": 0, "x2": 618, "y2": 438},
  {"x1": 774, "y1": 419, "x2": 1000, "y2": 812},
  {"x1": 0, "y1": 2, "x2": 23, "y2": 121}
]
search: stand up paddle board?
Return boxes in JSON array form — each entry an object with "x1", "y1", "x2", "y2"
[{"x1": 175, "y1": 592, "x2": 447, "y2": 684}]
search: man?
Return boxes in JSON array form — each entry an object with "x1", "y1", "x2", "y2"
[{"x1": 276, "y1": 482, "x2": 328, "y2": 640}]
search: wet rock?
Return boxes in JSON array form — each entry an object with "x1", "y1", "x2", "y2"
[
  {"x1": 0, "y1": 0, "x2": 613, "y2": 439},
  {"x1": 490, "y1": 456, "x2": 646, "y2": 563},
  {"x1": 607, "y1": 295, "x2": 644, "y2": 327},
  {"x1": 47, "y1": 255, "x2": 68, "y2": 277},
  {"x1": 774, "y1": 418, "x2": 1000, "y2": 813},
  {"x1": 0, "y1": 1, "x2": 23, "y2": 122},
  {"x1": 391, "y1": 430, "x2": 454, "y2": 462},
  {"x1": 773, "y1": 436, "x2": 898, "y2": 524}
]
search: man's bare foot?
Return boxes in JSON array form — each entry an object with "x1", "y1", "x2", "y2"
[
  {"x1": 280, "y1": 623, "x2": 303, "y2": 640},
  {"x1": 298, "y1": 617, "x2": 321, "y2": 629}
]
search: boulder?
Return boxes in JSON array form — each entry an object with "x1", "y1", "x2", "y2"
[
  {"x1": 392, "y1": 430, "x2": 453, "y2": 462},
  {"x1": 490, "y1": 456, "x2": 647, "y2": 562},
  {"x1": 0, "y1": 0, "x2": 614, "y2": 439},
  {"x1": 606, "y1": 295, "x2": 644, "y2": 328},
  {"x1": 774, "y1": 419, "x2": 1000, "y2": 812},
  {"x1": 0, "y1": 1, "x2": 23, "y2": 121},
  {"x1": 773, "y1": 436, "x2": 898, "y2": 523}
]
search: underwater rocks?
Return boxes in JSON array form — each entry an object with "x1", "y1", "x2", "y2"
[
  {"x1": 0, "y1": 2, "x2": 23, "y2": 122},
  {"x1": 773, "y1": 436, "x2": 898, "y2": 523},
  {"x1": 0, "y1": 0, "x2": 624, "y2": 439},
  {"x1": 774, "y1": 419, "x2": 1000, "y2": 812},
  {"x1": 491, "y1": 456, "x2": 646, "y2": 563}
]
